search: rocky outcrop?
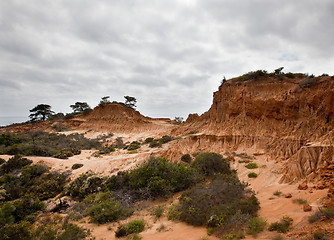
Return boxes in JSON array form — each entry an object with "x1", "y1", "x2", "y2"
[
  {"x1": 66, "y1": 103, "x2": 175, "y2": 135},
  {"x1": 172, "y1": 76, "x2": 334, "y2": 183}
]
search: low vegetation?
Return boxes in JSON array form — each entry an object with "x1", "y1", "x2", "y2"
[
  {"x1": 0, "y1": 131, "x2": 101, "y2": 159},
  {"x1": 292, "y1": 198, "x2": 307, "y2": 205},
  {"x1": 245, "y1": 163, "x2": 258, "y2": 169},
  {"x1": 115, "y1": 219, "x2": 145, "y2": 238},
  {"x1": 248, "y1": 172, "x2": 258, "y2": 178},
  {"x1": 268, "y1": 215, "x2": 293, "y2": 233},
  {"x1": 247, "y1": 217, "x2": 266, "y2": 237},
  {"x1": 308, "y1": 208, "x2": 334, "y2": 223}
]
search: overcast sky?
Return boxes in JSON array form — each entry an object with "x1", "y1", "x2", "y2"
[{"x1": 1, "y1": 0, "x2": 334, "y2": 126}]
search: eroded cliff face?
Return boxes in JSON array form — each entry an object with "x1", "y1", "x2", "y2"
[{"x1": 173, "y1": 76, "x2": 334, "y2": 183}]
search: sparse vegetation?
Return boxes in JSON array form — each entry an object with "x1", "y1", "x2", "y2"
[
  {"x1": 247, "y1": 217, "x2": 266, "y2": 236},
  {"x1": 292, "y1": 198, "x2": 307, "y2": 205},
  {"x1": 273, "y1": 191, "x2": 282, "y2": 196},
  {"x1": 72, "y1": 163, "x2": 84, "y2": 170},
  {"x1": 115, "y1": 219, "x2": 145, "y2": 238},
  {"x1": 308, "y1": 208, "x2": 334, "y2": 223},
  {"x1": 245, "y1": 163, "x2": 258, "y2": 169},
  {"x1": 173, "y1": 117, "x2": 183, "y2": 125},
  {"x1": 312, "y1": 231, "x2": 328, "y2": 240},
  {"x1": 268, "y1": 215, "x2": 293, "y2": 233},
  {"x1": 248, "y1": 172, "x2": 258, "y2": 178},
  {"x1": 0, "y1": 131, "x2": 101, "y2": 159},
  {"x1": 151, "y1": 205, "x2": 164, "y2": 220}
]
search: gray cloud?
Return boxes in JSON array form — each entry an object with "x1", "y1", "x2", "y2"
[{"x1": 1, "y1": 0, "x2": 333, "y2": 125}]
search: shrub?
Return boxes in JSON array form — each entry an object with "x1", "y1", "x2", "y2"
[
  {"x1": 248, "y1": 172, "x2": 258, "y2": 178},
  {"x1": 299, "y1": 77, "x2": 318, "y2": 88},
  {"x1": 144, "y1": 138, "x2": 154, "y2": 144},
  {"x1": 160, "y1": 135, "x2": 173, "y2": 143},
  {"x1": 65, "y1": 173, "x2": 105, "y2": 198},
  {"x1": 245, "y1": 163, "x2": 258, "y2": 169},
  {"x1": 0, "y1": 131, "x2": 100, "y2": 158},
  {"x1": 105, "y1": 157, "x2": 201, "y2": 199},
  {"x1": 115, "y1": 219, "x2": 145, "y2": 238},
  {"x1": 247, "y1": 217, "x2": 266, "y2": 236},
  {"x1": 151, "y1": 205, "x2": 164, "y2": 220},
  {"x1": 127, "y1": 141, "x2": 141, "y2": 151},
  {"x1": 181, "y1": 154, "x2": 192, "y2": 163},
  {"x1": 0, "y1": 155, "x2": 33, "y2": 175},
  {"x1": 293, "y1": 198, "x2": 307, "y2": 205},
  {"x1": 149, "y1": 139, "x2": 161, "y2": 148},
  {"x1": 268, "y1": 216, "x2": 292, "y2": 233},
  {"x1": 309, "y1": 208, "x2": 334, "y2": 223},
  {"x1": 72, "y1": 163, "x2": 84, "y2": 170},
  {"x1": 85, "y1": 192, "x2": 133, "y2": 224},
  {"x1": 273, "y1": 191, "x2": 281, "y2": 196},
  {"x1": 312, "y1": 231, "x2": 328, "y2": 240},
  {"x1": 191, "y1": 152, "x2": 231, "y2": 176},
  {"x1": 0, "y1": 221, "x2": 32, "y2": 240},
  {"x1": 168, "y1": 173, "x2": 259, "y2": 232},
  {"x1": 0, "y1": 158, "x2": 5, "y2": 165}
]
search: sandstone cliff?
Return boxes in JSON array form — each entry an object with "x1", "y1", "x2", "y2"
[{"x1": 171, "y1": 75, "x2": 334, "y2": 183}]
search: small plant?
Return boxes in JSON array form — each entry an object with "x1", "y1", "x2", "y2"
[
  {"x1": 247, "y1": 217, "x2": 266, "y2": 236},
  {"x1": 151, "y1": 205, "x2": 164, "y2": 220},
  {"x1": 72, "y1": 163, "x2": 84, "y2": 170},
  {"x1": 312, "y1": 231, "x2": 328, "y2": 240},
  {"x1": 271, "y1": 236, "x2": 284, "y2": 240},
  {"x1": 268, "y1": 215, "x2": 292, "y2": 233},
  {"x1": 115, "y1": 219, "x2": 145, "y2": 238},
  {"x1": 245, "y1": 163, "x2": 258, "y2": 169},
  {"x1": 293, "y1": 198, "x2": 307, "y2": 205},
  {"x1": 248, "y1": 172, "x2": 258, "y2": 178},
  {"x1": 273, "y1": 191, "x2": 282, "y2": 196},
  {"x1": 224, "y1": 231, "x2": 245, "y2": 240},
  {"x1": 126, "y1": 141, "x2": 141, "y2": 151},
  {"x1": 126, "y1": 234, "x2": 142, "y2": 240},
  {"x1": 309, "y1": 208, "x2": 334, "y2": 223},
  {"x1": 181, "y1": 154, "x2": 192, "y2": 163},
  {"x1": 156, "y1": 223, "x2": 165, "y2": 232},
  {"x1": 144, "y1": 137, "x2": 154, "y2": 144}
]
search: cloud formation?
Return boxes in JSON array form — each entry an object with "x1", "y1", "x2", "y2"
[{"x1": 1, "y1": 0, "x2": 333, "y2": 125}]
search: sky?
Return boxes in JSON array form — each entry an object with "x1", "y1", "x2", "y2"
[{"x1": 1, "y1": 0, "x2": 334, "y2": 126}]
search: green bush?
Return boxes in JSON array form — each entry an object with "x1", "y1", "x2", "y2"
[
  {"x1": 149, "y1": 139, "x2": 161, "y2": 148},
  {"x1": 248, "y1": 172, "x2": 258, "y2": 178},
  {"x1": 0, "y1": 155, "x2": 33, "y2": 175},
  {"x1": 247, "y1": 217, "x2": 266, "y2": 236},
  {"x1": 127, "y1": 141, "x2": 141, "y2": 151},
  {"x1": 144, "y1": 138, "x2": 154, "y2": 144},
  {"x1": 115, "y1": 219, "x2": 145, "y2": 238},
  {"x1": 65, "y1": 173, "x2": 105, "y2": 198},
  {"x1": 245, "y1": 163, "x2": 258, "y2": 169},
  {"x1": 160, "y1": 135, "x2": 173, "y2": 143},
  {"x1": 191, "y1": 152, "x2": 231, "y2": 176},
  {"x1": 268, "y1": 216, "x2": 292, "y2": 233},
  {"x1": 151, "y1": 205, "x2": 164, "y2": 220},
  {"x1": 168, "y1": 173, "x2": 259, "y2": 232},
  {"x1": 72, "y1": 163, "x2": 84, "y2": 170},
  {"x1": 0, "y1": 221, "x2": 32, "y2": 240},
  {"x1": 85, "y1": 192, "x2": 133, "y2": 224},
  {"x1": 181, "y1": 154, "x2": 192, "y2": 163},
  {"x1": 105, "y1": 157, "x2": 201, "y2": 199}
]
